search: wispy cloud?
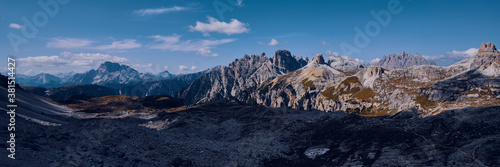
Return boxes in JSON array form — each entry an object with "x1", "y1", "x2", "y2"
[
  {"x1": 236, "y1": 0, "x2": 243, "y2": 6},
  {"x1": 268, "y1": 38, "x2": 279, "y2": 46},
  {"x1": 448, "y1": 48, "x2": 478, "y2": 58},
  {"x1": 189, "y1": 16, "x2": 249, "y2": 36},
  {"x1": 94, "y1": 39, "x2": 141, "y2": 50},
  {"x1": 324, "y1": 50, "x2": 339, "y2": 57},
  {"x1": 133, "y1": 63, "x2": 153, "y2": 68},
  {"x1": 423, "y1": 48, "x2": 479, "y2": 61},
  {"x1": 133, "y1": 6, "x2": 188, "y2": 16},
  {"x1": 321, "y1": 40, "x2": 329, "y2": 46},
  {"x1": 18, "y1": 56, "x2": 70, "y2": 67},
  {"x1": 18, "y1": 52, "x2": 129, "y2": 67},
  {"x1": 47, "y1": 37, "x2": 94, "y2": 49},
  {"x1": 47, "y1": 37, "x2": 141, "y2": 50},
  {"x1": 369, "y1": 58, "x2": 381, "y2": 64},
  {"x1": 197, "y1": 49, "x2": 219, "y2": 57},
  {"x1": 9, "y1": 23, "x2": 22, "y2": 29},
  {"x1": 179, "y1": 65, "x2": 188, "y2": 70},
  {"x1": 149, "y1": 34, "x2": 236, "y2": 57},
  {"x1": 179, "y1": 65, "x2": 198, "y2": 71}
]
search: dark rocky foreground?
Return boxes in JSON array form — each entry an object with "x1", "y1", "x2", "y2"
[{"x1": 1, "y1": 101, "x2": 500, "y2": 167}]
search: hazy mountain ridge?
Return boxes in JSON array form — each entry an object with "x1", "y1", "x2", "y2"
[
  {"x1": 375, "y1": 52, "x2": 436, "y2": 69},
  {"x1": 119, "y1": 68, "x2": 215, "y2": 97}
]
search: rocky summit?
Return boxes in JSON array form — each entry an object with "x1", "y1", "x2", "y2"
[
  {"x1": 479, "y1": 42, "x2": 499, "y2": 54},
  {"x1": 375, "y1": 52, "x2": 436, "y2": 69},
  {"x1": 177, "y1": 50, "x2": 307, "y2": 105},
  {"x1": 472, "y1": 42, "x2": 500, "y2": 68},
  {"x1": 272, "y1": 50, "x2": 308, "y2": 74}
]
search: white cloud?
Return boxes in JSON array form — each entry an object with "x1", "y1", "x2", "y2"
[
  {"x1": 422, "y1": 55, "x2": 445, "y2": 61},
  {"x1": 47, "y1": 37, "x2": 94, "y2": 49},
  {"x1": 321, "y1": 40, "x2": 329, "y2": 46},
  {"x1": 18, "y1": 52, "x2": 129, "y2": 67},
  {"x1": 268, "y1": 39, "x2": 279, "y2": 46},
  {"x1": 69, "y1": 53, "x2": 129, "y2": 66},
  {"x1": 94, "y1": 39, "x2": 141, "y2": 50},
  {"x1": 149, "y1": 34, "x2": 236, "y2": 52},
  {"x1": 369, "y1": 58, "x2": 381, "y2": 64},
  {"x1": 179, "y1": 65, "x2": 198, "y2": 71},
  {"x1": 133, "y1": 63, "x2": 153, "y2": 68},
  {"x1": 9, "y1": 23, "x2": 22, "y2": 29},
  {"x1": 179, "y1": 65, "x2": 188, "y2": 71},
  {"x1": 163, "y1": 66, "x2": 169, "y2": 70},
  {"x1": 324, "y1": 50, "x2": 339, "y2": 57},
  {"x1": 133, "y1": 6, "x2": 188, "y2": 16},
  {"x1": 18, "y1": 56, "x2": 70, "y2": 67},
  {"x1": 196, "y1": 49, "x2": 219, "y2": 57},
  {"x1": 23, "y1": 69, "x2": 33, "y2": 75},
  {"x1": 236, "y1": 0, "x2": 243, "y2": 6},
  {"x1": 355, "y1": 58, "x2": 364, "y2": 64},
  {"x1": 448, "y1": 48, "x2": 478, "y2": 58},
  {"x1": 423, "y1": 48, "x2": 479, "y2": 61},
  {"x1": 189, "y1": 16, "x2": 249, "y2": 36}
]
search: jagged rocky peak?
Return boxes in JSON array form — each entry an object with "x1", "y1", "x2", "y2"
[
  {"x1": 272, "y1": 50, "x2": 306, "y2": 73},
  {"x1": 375, "y1": 52, "x2": 436, "y2": 69},
  {"x1": 478, "y1": 42, "x2": 499, "y2": 54},
  {"x1": 98, "y1": 61, "x2": 130, "y2": 73},
  {"x1": 365, "y1": 66, "x2": 385, "y2": 77},
  {"x1": 312, "y1": 53, "x2": 326, "y2": 64},
  {"x1": 472, "y1": 42, "x2": 500, "y2": 68}
]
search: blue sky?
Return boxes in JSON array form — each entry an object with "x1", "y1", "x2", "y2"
[{"x1": 1, "y1": 0, "x2": 499, "y2": 75}]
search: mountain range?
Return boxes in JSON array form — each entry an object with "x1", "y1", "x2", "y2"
[
  {"x1": 11, "y1": 42, "x2": 500, "y2": 117},
  {"x1": 375, "y1": 52, "x2": 436, "y2": 69},
  {"x1": 3, "y1": 42, "x2": 500, "y2": 166},
  {"x1": 236, "y1": 43, "x2": 500, "y2": 116}
]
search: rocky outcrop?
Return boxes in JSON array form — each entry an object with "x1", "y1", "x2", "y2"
[
  {"x1": 313, "y1": 53, "x2": 326, "y2": 64},
  {"x1": 424, "y1": 43, "x2": 500, "y2": 104},
  {"x1": 237, "y1": 54, "x2": 349, "y2": 111},
  {"x1": 271, "y1": 50, "x2": 308, "y2": 74},
  {"x1": 478, "y1": 42, "x2": 499, "y2": 54},
  {"x1": 327, "y1": 56, "x2": 365, "y2": 73},
  {"x1": 375, "y1": 52, "x2": 436, "y2": 69},
  {"x1": 472, "y1": 42, "x2": 500, "y2": 68}
]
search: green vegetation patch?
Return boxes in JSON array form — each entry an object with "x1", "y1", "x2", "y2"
[{"x1": 301, "y1": 79, "x2": 314, "y2": 90}]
